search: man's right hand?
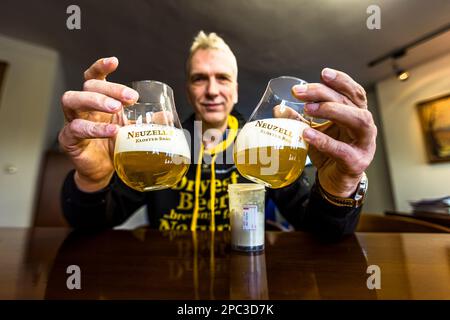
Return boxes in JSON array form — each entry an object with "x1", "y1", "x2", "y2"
[{"x1": 58, "y1": 57, "x2": 139, "y2": 192}]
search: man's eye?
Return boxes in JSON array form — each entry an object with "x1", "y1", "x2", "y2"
[
  {"x1": 191, "y1": 76, "x2": 206, "y2": 83},
  {"x1": 217, "y1": 76, "x2": 231, "y2": 83}
]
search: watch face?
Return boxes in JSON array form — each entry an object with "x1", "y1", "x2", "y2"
[{"x1": 355, "y1": 173, "x2": 368, "y2": 204}]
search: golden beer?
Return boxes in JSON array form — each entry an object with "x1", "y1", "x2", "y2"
[
  {"x1": 114, "y1": 151, "x2": 189, "y2": 192},
  {"x1": 234, "y1": 146, "x2": 307, "y2": 189},
  {"x1": 233, "y1": 118, "x2": 309, "y2": 189},
  {"x1": 114, "y1": 122, "x2": 191, "y2": 192}
]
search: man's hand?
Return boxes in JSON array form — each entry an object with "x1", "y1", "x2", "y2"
[
  {"x1": 58, "y1": 57, "x2": 139, "y2": 192},
  {"x1": 291, "y1": 68, "x2": 377, "y2": 198}
]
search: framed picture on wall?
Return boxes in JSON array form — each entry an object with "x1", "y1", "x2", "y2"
[{"x1": 417, "y1": 93, "x2": 450, "y2": 163}]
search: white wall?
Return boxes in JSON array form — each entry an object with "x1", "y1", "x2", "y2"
[
  {"x1": 0, "y1": 34, "x2": 63, "y2": 227},
  {"x1": 376, "y1": 52, "x2": 450, "y2": 212},
  {"x1": 363, "y1": 89, "x2": 395, "y2": 214}
]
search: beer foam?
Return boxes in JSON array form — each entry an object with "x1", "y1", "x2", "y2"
[
  {"x1": 114, "y1": 124, "x2": 191, "y2": 159},
  {"x1": 235, "y1": 118, "x2": 308, "y2": 152}
]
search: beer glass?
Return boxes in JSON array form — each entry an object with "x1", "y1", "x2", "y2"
[
  {"x1": 234, "y1": 76, "x2": 326, "y2": 189},
  {"x1": 114, "y1": 80, "x2": 190, "y2": 192}
]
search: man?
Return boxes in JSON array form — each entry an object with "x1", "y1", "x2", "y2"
[{"x1": 59, "y1": 31, "x2": 377, "y2": 239}]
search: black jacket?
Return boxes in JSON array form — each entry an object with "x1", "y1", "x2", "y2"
[{"x1": 61, "y1": 112, "x2": 362, "y2": 239}]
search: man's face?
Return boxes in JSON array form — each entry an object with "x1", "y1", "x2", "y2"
[{"x1": 187, "y1": 49, "x2": 238, "y2": 128}]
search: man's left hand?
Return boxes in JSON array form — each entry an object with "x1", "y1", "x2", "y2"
[{"x1": 292, "y1": 68, "x2": 377, "y2": 198}]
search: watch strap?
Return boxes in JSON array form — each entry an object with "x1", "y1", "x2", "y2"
[{"x1": 316, "y1": 172, "x2": 368, "y2": 208}]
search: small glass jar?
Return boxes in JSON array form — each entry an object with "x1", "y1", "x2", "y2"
[{"x1": 228, "y1": 183, "x2": 266, "y2": 252}]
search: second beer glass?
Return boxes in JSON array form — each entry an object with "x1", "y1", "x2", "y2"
[
  {"x1": 114, "y1": 81, "x2": 190, "y2": 192},
  {"x1": 234, "y1": 76, "x2": 313, "y2": 189}
]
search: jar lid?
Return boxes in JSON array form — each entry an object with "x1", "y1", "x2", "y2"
[{"x1": 228, "y1": 183, "x2": 265, "y2": 193}]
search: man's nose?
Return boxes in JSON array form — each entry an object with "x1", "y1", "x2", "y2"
[{"x1": 206, "y1": 78, "x2": 219, "y2": 97}]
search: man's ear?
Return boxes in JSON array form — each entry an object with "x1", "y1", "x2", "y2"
[{"x1": 233, "y1": 83, "x2": 239, "y2": 104}]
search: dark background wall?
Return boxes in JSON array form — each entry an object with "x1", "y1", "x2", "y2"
[{"x1": 1, "y1": 0, "x2": 450, "y2": 225}]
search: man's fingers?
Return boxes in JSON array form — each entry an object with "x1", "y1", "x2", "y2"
[
  {"x1": 83, "y1": 79, "x2": 139, "y2": 105},
  {"x1": 273, "y1": 105, "x2": 303, "y2": 120},
  {"x1": 303, "y1": 127, "x2": 358, "y2": 167},
  {"x1": 320, "y1": 68, "x2": 367, "y2": 108},
  {"x1": 59, "y1": 119, "x2": 118, "y2": 146},
  {"x1": 292, "y1": 82, "x2": 355, "y2": 107},
  {"x1": 304, "y1": 102, "x2": 377, "y2": 145},
  {"x1": 61, "y1": 91, "x2": 122, "y2": 121},
  {"x1": 83, "y1": 57, "x2": 119, "y2": 81}
]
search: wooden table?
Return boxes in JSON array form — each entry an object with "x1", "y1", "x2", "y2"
[
  {"x1": 386, "y1": 210, "x2": 450, "y2": 228},
  {"x1": 1, "y1": 227, "x2": 449, "y2": 300}
]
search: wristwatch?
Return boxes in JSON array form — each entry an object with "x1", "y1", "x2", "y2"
[{"x1": 316, "y1": 172, "x2": 368, "y2": 208}]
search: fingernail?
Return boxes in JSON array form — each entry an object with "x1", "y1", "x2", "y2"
[
  {"x1": 305, "y1": 103, "x2": 319, "y2": 113},
  {"x1": 123, "y1": 88, "x2": 139, "y2": 101},
  {"x1": 105, "y1": 98, "x2": 121, "y2": 110},
  {"x1": 103, "y1": 57, "x2": 116, "y2": 65},
  {"x1": 303, "y1": 128, "x2": 317, "y2": 140},
  {"x1": 322, "y1": 68, "x2": 337, "y2": 81},
  {"x1": 106, "y1": 124, "x2": 117, "y2": 134},
  {"x1": 293, "y1": 84, "x2": 307, "y2": 94}
]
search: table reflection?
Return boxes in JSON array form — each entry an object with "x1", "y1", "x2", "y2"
[
  {"x1": 45, "y1": 230, "x2": 228, "y2": 299},
  {"x1": 41, "y1": 228, "x2": 376, "y2": 299},
  {"x1": 2, "y1": 227, "x2": 448, "y2": 299},
  {"x1": 230, "y1": 252, "x2": 268, "y2": 299}
]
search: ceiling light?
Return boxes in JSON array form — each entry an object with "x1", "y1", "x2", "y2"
[
  {"x1": 392, "y1": 60, "x2": 409, "y2": 81},
  {"x1": 397, "y1": 70, "x2": 409, "y2": 81}
]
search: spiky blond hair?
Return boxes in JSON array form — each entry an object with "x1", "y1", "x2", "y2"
[{"x1": 186, "y1": 31, "x2": 238, "y2": 78}]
